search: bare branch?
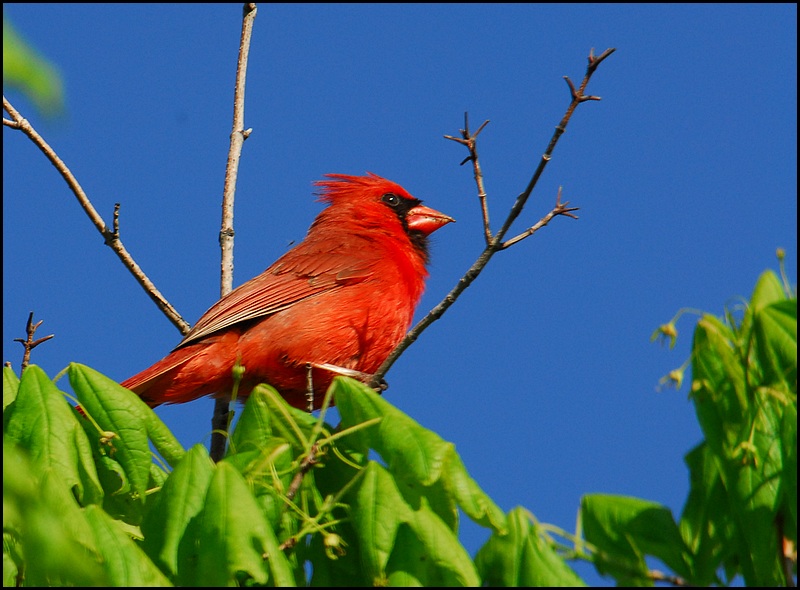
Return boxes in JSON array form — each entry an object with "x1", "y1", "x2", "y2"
[
  {"x1": 210, "y1": 2, "x2": 258, "y2": 463},
  {"x1": 3, "y1": 96, "x2": 191, "y2": 334},
  {"x1": 285, "y1": 443, "x2": 319, "y2": 502},
  {"x1": 13, "y1": 312, "x2": 54, "y2": 373},
  {"x1": 492, "y1": 47, "x2": 615, "y2": 249},
  {"x1": 371, "y1": 48, "x2": 615, "y2": 385},
  {"x1": 444, "y1": 113, "x2": 492, "y2": 244},
  {"x1": 500, "y1": 187, "x2": 579, "y2": 249},
  {"x1": 220, "y1": 2, "x2": 257, "y2": 296}
]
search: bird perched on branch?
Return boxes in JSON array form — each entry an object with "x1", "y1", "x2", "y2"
[{"x1": 122, "y1": 173, "x2": 454, "y2": 410}]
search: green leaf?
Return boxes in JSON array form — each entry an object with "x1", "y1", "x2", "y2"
[
  {"x1": 690, "y1": 315, "x2": 748, "y2": 458},
  {"x1": 475, "y1": 506, "x2": 586, "y2": 586},
  {"x1": 254, "y1": 383, "x2": 318, "y2": 450},
  {"x1": 307, "y1": 518, "x2": 368, "y2": 586},
  {"x1": 333, "y1": 377, "x2": 507, "y2": 533},
  {"x1": 231, "y1": 385, "x2": 276, "y2": 452},
  {"x1": 347, "y1": 461, "x2": 409, "y2": 579},
  {"x1": 726, "y1": 387, "x2": 785, "y2": 585},
  {"x1": 347, "y1": 461, "x2": 480, "y2": 586},
  {"x1": 3, "y1": 365, "x2": 20, "y2": 410},
  {"x1": 2, "y1": 16, "x2": 65, "y2": 116},
  {"x1": 750, "y1": 269, "x2": 787, "y2": 314},
  {"x1": 83, "y1": 505, "x2": 171, "y2": 586},
  {"x1": 581, "y1": 494, "x2": 691, "y2": 585},
  {"x1": 140, "y1": 444, "x2": 215, "y2": 580},
  {"x1": 779, "y1": 402, "x2": 797, "y2": 544},
  {"x1": 69, "y1": 363, "x2": 155, "y2": 520},
  {"x1": 754, "y1": 299, "x2": 797, "y2": 388},
  {"x1": 739, "y1": 269, "x2": 788, "y2": 344},
  {"x1": 3, "y1": 443, "x2": 108, "y2": 586},
  {"x1": 4, "y1": 365, "x2": 103, "y2": 506},
  {"x1": 143, "y1": 409, "x2": 186, "y2": 469},
  {"x1": 187, "y1": 461, "x2": 294, "y2": 586},
  {"x1": 678, "y1": 442, "x2": 733, "y2": 585},
  {"x1": 685, "y1": 276, "x2": 795, "y2": 586},
  {"x1": 225, "y1": 444, "x2": 293, "y2": 531}
]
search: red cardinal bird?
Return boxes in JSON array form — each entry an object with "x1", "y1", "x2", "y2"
[{"x1": 122, "y1": 173, "x2": 453, "y2": 410}]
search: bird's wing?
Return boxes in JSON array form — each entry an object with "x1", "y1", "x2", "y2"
[{"x1": 177, "y1": 241, "x2": 380, "y2": 348}]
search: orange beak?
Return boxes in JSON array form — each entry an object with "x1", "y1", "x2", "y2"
[{"x1": 407, "y1": 204, "x2": 455, "y2": 235}]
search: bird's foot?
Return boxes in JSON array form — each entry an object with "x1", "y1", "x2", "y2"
[{"x1": 311, "y1": 363, "x2": 388, "y2": 395}]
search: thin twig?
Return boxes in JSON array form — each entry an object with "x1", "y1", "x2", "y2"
[
  {"x1": 491, "y1": 47, "x2": 614, "y2": 249},
  {"x1": 13, "y1": 312, "x2": 54, "y2": 373},
  {"x1": 500, "y1": 186, "x2": 579, "y2": 249},
  {"x1": 3, "y1": 96, "x2": 190, "y2": 335},
  {"x1": 648, "y1": 570, "x2": 688, "y2": 587},
  {"x1": 210, "y1": 2, "x2": 258, "y2": 463},
  {"x1": 285, "y1": 443, "x2": 319, "y2": 502},
  {"x1": 371, "y1": 48, "x2": 615, "y2": 386},
  {"x1": 444, "y1": 113, "x2": 492, "y2": 244}
]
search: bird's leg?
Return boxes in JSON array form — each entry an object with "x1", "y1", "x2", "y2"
[
  {"x1": 305, "y1": 363, "x2": 314, "y2": 412},
  {"x1": 310, "y1": 363, "x2": 389, "y2": 395}
]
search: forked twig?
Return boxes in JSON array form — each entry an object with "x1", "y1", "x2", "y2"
[
  {"x1": 444, "y1": 114, "x2": 492, "y2": 244},
  {"x1": 3, "y1": 96, "x2": 191, "y2": 335},
  {"x1": 13, "y1": 312, "x2": 55, "y2": 373},
  {"x1": 500, "y1": 186, "x2": 579, "y2": 249},
  {"x1": 371, "y1": 48, "x2": 615, "y2": 386}
]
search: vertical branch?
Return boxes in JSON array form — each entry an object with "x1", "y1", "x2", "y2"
[
  {"x1": 210, "y1": 2, "x2": 258, "y2": 463},
  {"x1": 219, "y1": 3, "x2": 257, "y2": 295}
]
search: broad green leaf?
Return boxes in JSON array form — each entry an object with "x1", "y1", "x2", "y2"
[
  {"x1": 678, "y1": 442, "x2": 733, "y2": 585},
  {"x1": 140, "y1": 444, "x2": 215, "y2": 580},
  {"x1": 347, "y1": 461, "x2": 479, "y2": 586},
  {"x1": 307, "y1": 518, "x2": 368, "y2": 586},
  {"x1": 149, "y1": 460, "x2": 170, "y2": 491},
  {"x1": 385, "y1": 518, "x2": 478, "y2": 587},
  {"x1": 396, "y1": 496, "x2": 480, "y2": 586},
  {"x1": 581, "y1": 494, "x2": 691, "y2": 585},
  {"x1": 144, "y1": 410, "x2": 186, "y2": 469},
  {"x1": 779, "y1": 403, "x2": 797, "y2": 544},
  {"x1": 188, "y1": 461, "x2": 294, "y2": 586},
  {"x1": 3, "y1": 365, "x2": 20, "y2": 410},
  {"x1": 384, "y1": 524, "x2": 429, "y2": 586},
  {"x1": 348, "y1": 461, "x2": 410, "y2": 578},
  {"x1": 750, "y1": 270, "x2": 787, "y2": 314},
  {"x1": 231, "y1": 385, "x2": 276, "y2": 452},
  {"x1": 754, "y1": 299, "x2": 797, "y2": 387},
  {"x1": 223, "y1": 444, "x2": 293, "y2": 531},
  {"x1": 83, "y1": 505, "x2": 171, "y2": 586},
  {"x1": 3, "y1": 443, "x2": 107, "y2": 586},
  {"x1": 70, "y1": 363, "x2": 154, "y2": 519},
  {"x1": 687, "y1": 284, "x2": 793, "y2": 585},
  {"x1": 739, "y1": 269, "x2": 788, "y2": 345},
  {"x1": 690, "y1": 315, "x2": 748, "y2": 458},
  {"x1": 726, "y1": 388, "x2": 785, "y2": 585},
  {"x1": 4, "y1": 365, "x2": 103, "y2": 506},
  {"x1": 3, "y1": 531, "x2": 22, "y2": 587},
  {"x1": 442, "y1": 448, "x2": 508, "y2": 533},
  {"x1": 334, "y1": 377, "x2": 506, "y2": 533},
  {"x1": 255, "y1": 383, "x2": 318, "y2": 449},
  {"x1": 476, "y1": 506, "x2": 585, "y2": 586}
]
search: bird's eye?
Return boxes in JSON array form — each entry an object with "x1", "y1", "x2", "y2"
[{"x1": 381, "y1": 193, "x2": 401, "y2": 207}]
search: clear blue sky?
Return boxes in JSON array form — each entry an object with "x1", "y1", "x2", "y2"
[{"x1": 3, "y1": 4, "x2": 796, "y2": 585}]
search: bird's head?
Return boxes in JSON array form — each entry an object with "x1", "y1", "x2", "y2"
[{"x1": 313, "y1": 173, "x2": 454, "y2": 250}]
